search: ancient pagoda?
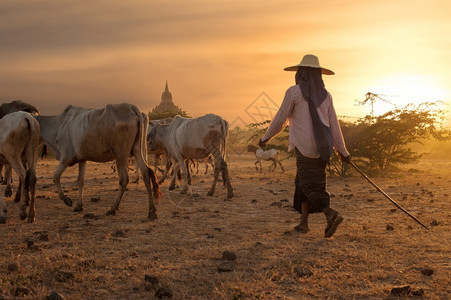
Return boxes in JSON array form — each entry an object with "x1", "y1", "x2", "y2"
[{"x1": 151, "y1": 81, "x2": 183, "y2": 114}]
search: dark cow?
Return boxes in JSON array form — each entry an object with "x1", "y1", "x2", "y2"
[{"x1": 0, "y1": 100, "x2": 39, "y2": 118}]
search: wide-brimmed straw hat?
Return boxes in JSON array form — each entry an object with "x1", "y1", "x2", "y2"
[{"x1": 284, "y1": 54, "x2": 334, "y2": 75}]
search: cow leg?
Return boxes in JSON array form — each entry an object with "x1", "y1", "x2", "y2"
[
  {"x1": 169, "y1": 162, "x2": 179, "y2": 190},
  {"x1": 278, "y1": 160, "x2": 285, "y2": 172},
  {"x1": 254, "y1": 161, "x2": 259, "y2": 171},
  {"x1": 13, "y1": 179, "x2": 21, "y2": 203},
  {"x1": 0, "y1": 164, "x2": 3, "y2": 185},
  {"x1": 6, "y1": 156, "x2": 28, "y2": 220},
  {"x1": 26, "y1": 168, "x2": 37, "y2": 223},
  {"x1": 0, "y1": 194, "x2": 7, "y2": 224},
  {"x1": 185, "y1": 160, "x2": 192, "y2": 185},
  {"x1": 270, "y1": 158, "x2": 277, "y2": 171},
  {"x1": 207, "y1": 157, "x2": 221, "y2": 197},
  {"x1": 177, "y1": 157, "x2": 189, "y2": 194},
  {"x1": 73, "y1": 161, "x2": 86, "y2": 212},
  {"x1": 220, "y1": 159, "x2": 234, "y2": 198},
  {"x1": 132, "y1": 160, "x2": 140, "y2": 184},
  {"x1": 158, "y1": 157, "x2": 171, "y2": 185},
  {"x1": 107, "y1": 158, "x2": 129, "y2": 216},
  {"x1": 135, "y1": 159, "x2": 157, "y2": 220},
  {"x1": 53, "y1": 160, "x2": 73, "y2": 207},
  {"x1": 4, "y1": 165, "x2": 13, "y2": 198}
]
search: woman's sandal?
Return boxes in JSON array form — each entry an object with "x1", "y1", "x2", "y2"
[{"x1": 324, "y1": 213, "x2": 343, "y2": 238}]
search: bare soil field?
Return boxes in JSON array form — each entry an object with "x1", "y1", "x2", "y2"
[{"x1": 0, "y1": 153, "x2": 449, "y2": 299}]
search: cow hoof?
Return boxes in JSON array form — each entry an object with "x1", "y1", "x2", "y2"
[
  {"x1": 180, "y1": 190, "x2": 187, "y2": 194},
  {"x1": 106, "y1": 210, "x2": 116, "y2": 216},
  {"x1": 19, "y1": 211, "x2": 27, "y2": 221},
  {"x1": 0, "y1": 216, "x2": 6, "y2": 224},
  {"x1": 73, "y1": 204, "x2": 83, "y2": 212},
  {"x1": 27, "y1": 217, "x2": 35, "y2": 223},
  {"x1": 4, "y1": 187, "x2": 12, "y2": 198},
  {"x1": 227, "y1": 192, "x2": 234, "y2": 198},
  {"x1": 63, "y1": 196, "x2": 73, "y2": 207},
  {"x1": 14, "y1": 195, "x2": 20, "y2": 203},
  {"x1": 147, "y1": 212, "x2": 157, "y2": 220},
  {"x1": 168, "y1": 185, "x2": 175, "y2": 191},
  {"x1": 207, "y1": 191, "x2": 214, "y2": 196}
]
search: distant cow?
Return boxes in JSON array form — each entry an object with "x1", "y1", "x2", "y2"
[
  {"x1": 0, "y1": 112, "x2": 40, "y2": 223},
  {"x1": 247, "y1": 145, "x2": 285, "y2": 172},
  {"x1": 148, "y1": 118, "x2": 173, "y2": 175},
  {"x1": 37, "y1": 103, "x2": 161, "y2": 219},
  {"x1": 148, "y1": 114, "x2": 233, "y2": 198}
]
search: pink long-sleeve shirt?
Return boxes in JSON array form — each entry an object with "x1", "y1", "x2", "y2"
[{"x1": 262, "y1": 85, "x2": 349, "y2": 158}]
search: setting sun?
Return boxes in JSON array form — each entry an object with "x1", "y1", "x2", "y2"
[{"x1": 364, "y1": 74, "x2": 449, "y2": 116}]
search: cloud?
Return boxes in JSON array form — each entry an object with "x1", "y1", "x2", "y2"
[{"x1": 0, "y1": 0, "x2": 450, "y2": 121}]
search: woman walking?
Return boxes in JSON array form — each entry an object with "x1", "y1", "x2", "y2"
[{"x1": 259, "y1": 54, "x2": 350, "y2": 238}]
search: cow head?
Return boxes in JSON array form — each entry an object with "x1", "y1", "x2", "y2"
[{"x1": 0, "y1": 100, "x2": 39, "y2": 118}]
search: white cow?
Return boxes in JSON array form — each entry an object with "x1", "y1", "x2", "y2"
[
  {"x1": 247, "y1": 145, "x2": 285, "y2": 172},
  {"x1": 0, "y1": 100, "x2": 39, "y2": 200},
  {"x1": 36, "y1": 103, "x2": 161, "y2": 219},
  {"x1": 148, "y1": 114, "x2": 233, "y2": 198},
  {"x1": 0, "y1": 112, "x2": 40, "y2": 223}
]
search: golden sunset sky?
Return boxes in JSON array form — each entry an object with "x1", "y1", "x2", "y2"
[{"x1": 1, "y1": 0, "x2": 450, "y2": 126}]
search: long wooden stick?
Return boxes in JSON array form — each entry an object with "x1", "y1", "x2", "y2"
[{"x1": 349, "y1": 161, "x2": 429, "y2": 230}]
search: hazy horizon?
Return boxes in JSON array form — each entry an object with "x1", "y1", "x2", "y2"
[{"x1": 1, "y1": 0, "x2": 450, "y2": 127}]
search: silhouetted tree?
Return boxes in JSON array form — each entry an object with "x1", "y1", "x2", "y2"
[{"x1": 345, "y1": 101, "x2": 450, "y2": 171}]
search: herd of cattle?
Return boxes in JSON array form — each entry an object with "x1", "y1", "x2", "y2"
[{"x1": 0, "y1": 100, "x2": 234, "y2": 224}]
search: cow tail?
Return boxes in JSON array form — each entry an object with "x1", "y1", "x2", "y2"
[
  {"x1": 135, "y1": 107, "x2": 161, "y2": 200},
  {"x1": 148, "y1": 167, "x2": 162, "y2": 200},
  {"x1": 220, "y1": 118, "x2": 229, "y2": 186},
  {"x1": 220, "y1": 118, "x2": 229, "y2": 160},
  {"x1": 24, "y1": 115, "x2": 39, "y2": 190}
]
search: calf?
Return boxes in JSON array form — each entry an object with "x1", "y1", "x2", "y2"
[{"x1": 247, "y1": 145, "x2": 285, "y2": 172}]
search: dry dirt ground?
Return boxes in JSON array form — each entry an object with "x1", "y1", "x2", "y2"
[{"x1": 0, "y1": 153, "x2": 449, "y2": 299}]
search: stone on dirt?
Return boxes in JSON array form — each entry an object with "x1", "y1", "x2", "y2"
[
  {"x1": 421, "y1": 268, "x2": 434, "y2": 276},
  {"x1": 144, "y1": 274, "x2": 160, "y2": 290},
  {"x1": 14, "y1": 286, "x2": 30, "y2": 296},
  {"x1": 7, "y1": 262, "x2": 19, "y2": 272},
  {"x1": 222, "y1": 251, "x2": 237, "y2": 261},
  {"x1": 294, "y1": 266, "x2": 313, "y2": 278},
  {"x1": 390, "y1": 285, "x2": 411, "y2": 296},
  {"x1": 83, "y1": 213, "x2": 99, "y2": 220},
  {"x1": 55, "y1": 270, "x2": 75, "y2": 283},
  {"x1": 47, "y1": 291, "x2": 66, "y2": 300},
  {"x1": 38, "y1": 232, "x2": 50, "y2": 241},
  {"x1": 386, "y1": 224, "x2": 394, "y2": 231},
  {"x1": 112, "y1": 230, "x2": 126, "y2": 237},
  {"x1": 155, "y1": 286, "x2": 173, "y2": 299},
  {"x1": 217, "y1": 261, "x2": 235, "y2": 273}
]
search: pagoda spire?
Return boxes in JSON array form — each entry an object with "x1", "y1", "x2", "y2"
[{"x1": 165, "y1": 80, "x2": 169, "y2": 91}]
